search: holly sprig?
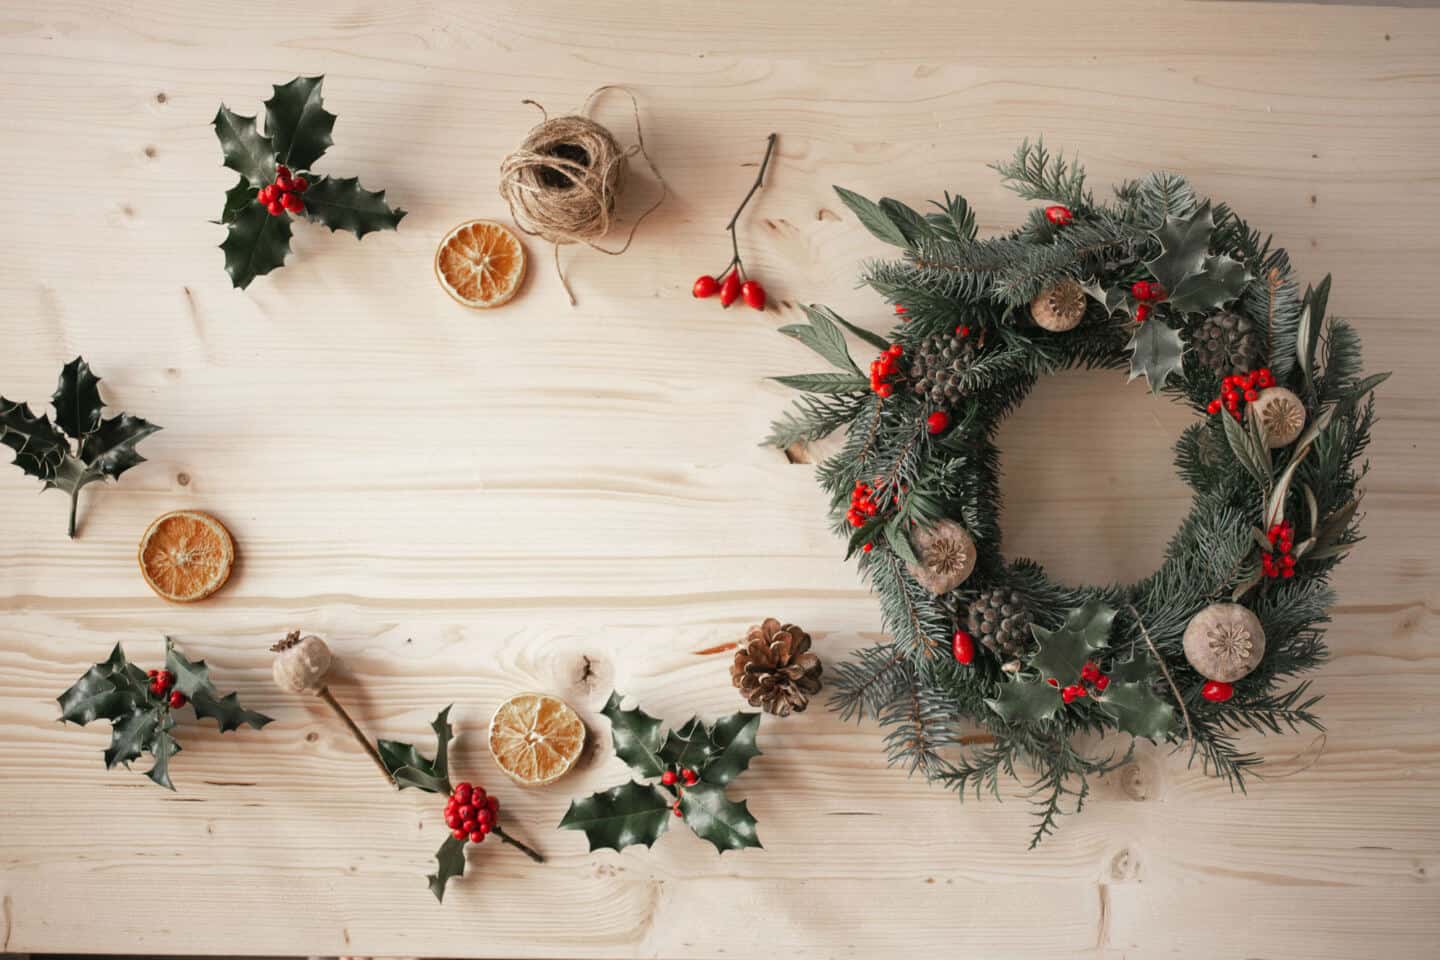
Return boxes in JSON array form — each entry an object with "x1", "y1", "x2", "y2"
[
  {"x1": 559, "y1": 692, "x2": 763, "y2": 854},
  {"x1": 375, "y1": 706, "x2": 544, "y2": 903},
  {"x1": 212, "y1": 75, "x2": 406, "y2": 289},
  {"x1": 1, "y1": 357, "x2": 160, "y2": 538},
  {"x1": 56, "y1": 639, "x2": 272, "y2": 790}
]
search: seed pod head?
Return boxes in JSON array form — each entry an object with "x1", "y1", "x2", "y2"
[
  {"x1": 1030, "y1": 278, "x2": 1086, "y2": 332},
  {"x1": 1183, "y1": 603, "x2": 1265, "y2": 683},
  {"x1": 270, "y1": 630, "x2": 333, "y2": 695},
  {"x1": 1249, "y1": 386, "x2": 1306, "y2": 447}
]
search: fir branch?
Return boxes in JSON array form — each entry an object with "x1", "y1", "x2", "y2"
[{"x1": 991, "y1": 140, "x2": 1093, "y2": 210}]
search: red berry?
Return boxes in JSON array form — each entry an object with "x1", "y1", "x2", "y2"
[
  {"x1": 478, "y1": 822, "x2": 492, "y2": 835},
  {"x1": 276, "y1": 163, "x2": 291, "y2": 178},
  {"x1": 1046, "y1": 677, "x2": 1059, "y2": 687},
  {"x1": 453, "y1": 828, "x2": 466, "y2": 839},
  {"x1": 862, "y1": 542, "x2": 874, "y2": 553},
  {"x1": 275, "y1": 173, "x2": 293, "y2": 192},
  {"x1": 1135, "y1": 304, "x2": 1151, "y2": 324},
  {"x1": 486, "y1": 796, "x2": 499, "y2": 815},
  {"x1": 692, "y1": 275, "x2": 719, "y2": 298},
  {"x1": 456, "y1": 782, "x2": 473, "y2": 800},
  {"x1": 458, "y1": 804, "x2": 474, "y2": 821},
  {"x1": 1080, "y1": 662, "x2": 1100, "y2": 682},
  {"x1": 1130, "y1": 280, "x2": 1153, "y2": 301},
  {"x1": 168, "y1": 691, "x2": 187, "y2": 709},
  {"x1": 1244, "y1": 389, "x2": 1259, "y2": 403},
  {"x1": 292, "y1": 176, "x2": 308, "y2": 193},
  {"x1": 1258, "y1": 370, "x2": 1274, "y2": 388},
  {"x1": 1150, "y1": 284, "x2": 1166, "y2": 302},
  {"x1": 469, "y1": 830, "x2": 484, "y2": 843},
  {"x1": 673, "y1": 805, "x2": 684, "y2": 817},
  {"x1": 1093, "y1": 674, "x2": 1110, "y2": 692},
  {"x1": 894, "y1": 304, "x2": 907, "y2": 315},
  {"x1": 887, "y1": 344, "x2": 903, "y2": 356},
  {"x1": 719, "y1": 271, "x2": 741, "y2": 307},
  {"x1": 876, "y1": 383, "x2": 894, "y2": 398},
  {"x1": 147, "y1": 669, "x2": 159, "y2": 678},
  {"x1": 661, "y1": 770, "x2": 677, "y2": 785},
  {"x1": 462, "y1": 819, "x2": 477, "y2": 833},
  {"x1": 681, "y1": 768, "x2": 697, "y2": 782},
  {"x1": 741, "y1": 280, "x2": 766, "y2": 310},
  {"x1": 1207, "y1": 399, "x2": 1222, "y2": 415},
  {"x1": 478, "y1": 808, "x2": 494, "y2": 826},
  {"x1": 952, "y1": 629, "x2": 976, "y2": 666},
  {"x1": 1061, "y1": 686, "x2": 1080, "y2": 704},
  {"x1": 1201, "y1": 681, "x2": 1234, "y2": 702},
  {"x1": 1044, "y1": 204, "x2": 1074, "y2": 225},
  {"x1": 267, "y1": 200, "x2": 284, "y2": 216},
  {"x1": 926, "y1": 411, "x2": 950, "y2": 435},
  {"x1": 282, "y1": 192, "x2": 305, "y2": 213},
  {"x1": 958, "y1": 325, "x2": 971, "y2": 337}
]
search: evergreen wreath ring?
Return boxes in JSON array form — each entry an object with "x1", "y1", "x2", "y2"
[{"x1": 766, "y1": 142, "x2": 1387, "y2": 845}]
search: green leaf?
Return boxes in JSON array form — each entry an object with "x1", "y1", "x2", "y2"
[
  {"x1": 218, "y1": 177, "x2": 258, "y2": 224},
  {"x1": 165, "y1": 639, "x2": 273, "y2": 734},
  {"x1": 427, "y1": 834, "x2": 468, "y2": 903},
  {"x1": 377, "y1": 705, "x2": 453, "y2": 793},
  {"x1": 79, "y1": 413, "x2": 161, "y2": 482},
  {"x1": 105, "y1": 707, "x2": 161, "y2": 769},
  {"x1": 263, "y1": 75, "x2": 335, "y2": 171},
  {"x1": 779, "y1": 305, "x2": 862, "y2": 376},
  {"x1": 985, "y1": 677, "x2": 1061, "y2": 724},
  {"x1": 769, "y1": 373, "x2": 870, "y2": 394},
  {"x1": 679, "y1": 782, "x2": 762, "y2": 853},
  {"x1": 701, "y1": 712, "x2": 761, "y2": 786},
  {"x1": 1029, "y1": 599, "x2": 1115, "y2": 685},
  {"x1": 0, "y1": 396, "x2": 68, "y2": 482},
  {"x1": 144, "y1": 722, "x2": 179, "y2": 791},
  {"x1": 660, "y1": 717, "x2": 715, "y2": 770},
  {"x1": 834, "y1": 186, "x2": 909, "y2": 247},
  {"x1": 601, "y1": 691, "x2": 667, "y2": 778},
  {"x1": 878, "y1": 198, "x2": 934, "y2": 246},
  {"x1": 58, "y1": 644, "x2": 148, "y2": 725},
  {"x1": 558, "y1": 780, "x2": 672, "y2": 852},
  {"x1": 1126, "y1": 321, "x2": 1185, "y2": 394},
  {"x1": 1296, "y1": 276, "x2": 1331, "y2": 392},
  {"x1": 1144, "y1": 201, "x2": 1250, "y2": 314},
  {"x1": 824, "y1": 308, "x2": 891, "y2": 352},
  {"x1": 1265, "y1": 405, "x2": 1334, "y2": 529},
  {"x1": 1080, "y1": 278, "x2": 1128, "y2": 316},
  {"x1": 220, "y1": 201, "x2": 293, "y2": 289},
  {"x1": 1097, "y1": 680, "x2": 1178, "y2": 741},
  {"x1": 52, "y1": 357, "x2": 103, "y2": 440},
  {"x1": 1222, "y1": 409, "x2": 1272, "y2": 489},
  {"x1": 212, "y1": 105, "x2": 275, "y2": 187},
  {"x1": 1312, "y1": 498, "x2": 1360, "y2": 555},
  {"x1": 300, "y1": 175, "x2": 406, "y2": 239}
]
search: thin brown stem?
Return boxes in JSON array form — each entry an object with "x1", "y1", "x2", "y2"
[
  {"x1": 318, "y1": 686, "x2": 392, "y2": 784},
  {"x1": 494, "y1": 826, "x2": 545, "y2": 863},
  {"x1": 716, "y1": 133, "x2": 778, "y2": 279},
  {"x1": 1125, "y1": 603, "x2": 1193, "y2": 743}
]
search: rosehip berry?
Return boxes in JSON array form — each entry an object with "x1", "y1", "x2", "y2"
[
  {"x1": 661, "y1": 770, "x2": 678, "y2": 786},
  {"x1": 741, "y1": 280, "x2": 766, "y2": 310},
  {"x1": 952, "y1": 629, "x2": 976, "y2": 666},
  {"x1": 1201, "y1": 680, "x2": 1234, "y2": 702},
  {"x1": 267, "y1": 200, "x2": 284, "y2": 216},
  {"x1": 719, "y1": 271, "x2": 741, "y2": 308},
  {"x1": 926, "y1": 411, "x2": 950, "y2": 435},
  {"x1": 1044, "y1": 204, "x2": 1074, "y2": 225},
  {"x1": 168, "y1": 691, "x2": 187, "y2": 709},
  {"x1": 692, "y1": 275, "x2": 719, "y2": 298},
  {"x1": 291, "y1": 176, "x2": 308, "y2": 193},
  {"x1": 1135, "y1": 304, "x2": 1151, "y2": 324},
  {"x1": 469, "y1": 831, "x2": 484, "y2": 843},
  {"x1": 282, "y1": 192, "x2": 305, "y2": 214},
  {"x1": 1131, "y1": 280, "x2": 1153, "y2": 301}
]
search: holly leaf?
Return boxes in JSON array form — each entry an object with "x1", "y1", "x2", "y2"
[
  {"x1": 427, "y1": 833, "x2": 468, "y2": 903},
  {"x1": 1126, "y1": 321, "x2": 1186, "y2": 394},
  {"x1": 165, "y1": 639, "x2": 273, "y2": 734},
  {"x1": 558, "y1": 780, "x2": 672, "y2": 852},
  {"x1": 0, "y1": 397, "x2": 69, "y2": 483},
  {"x1": 144, "y1": 722, "x2": 180, "y2": 791},
  {"x1": 263, "y1": 75, "x2": 336, "y2": 172},
  {"x1": 1029, "y1": 599, "x2": 1115, "y2": 685},
  {"x1": 220, "y1": 201, "x2": 293, "y2": 289},
  {"x1": 52, "y1": 357, "x2": 103, "y2": 440},
  {"x1": 300, "y1": 175, "x2": 406, "y2": 239},
  {"x1": 601, "y1": 691, "x2": 666, "y2": 778},
  {"x1": 679, "y1": 782, "x2": 762, "y2": 853},
  {"x1": 833, "y1": 186, "x2": 910, "y2": 247},
  {"x1": 660, "y1": 717, "x2": 715, "y2": 770},
  {"x1": 377, "y1": 705, "x2": 453, "y2": 793},
  {"x1": 1080, "y1": 278, "x2": 1128, "y2": 315},
  {"x1": 700, "y1": 712, "x2": 761, "y2": 786},
  {"x1": 779, "y1": 305, "x2": 862, "y2": 376},
  {"x1": 218, "y1": 177, "x2": 258, "y2": 224},
  {"x1": 105, "y1": 707, "x2": 161, "y2": 769},
  {"x1": 79, "y1": 413, "x2": 162, "y2": 483},
  {"x1": 58, "y1": 643, "x2": 149, "y2": 725},
  {"x1": 985, "y1": 677, "x2": 1061, "y2": 724},
  {"x1": 212, "y1": 105, "x2": 276, "y2": 187},
  {"x1": 1144, "y1": 202, "x2": 1250, "y2": 315},
  {"x1": 1097, "y1": 680, "x2": 1178, "y2": 741}
]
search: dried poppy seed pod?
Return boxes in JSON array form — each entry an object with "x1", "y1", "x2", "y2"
[
  {"x1": 271, "y1": 630, "x2": 333, "y2": 695},
  {"x1": 906, "y1": 519, "x2": 977, "y2": 595},
  {"x1": 1183, "y1": 603, "x2": 1265, "y2": 683},
  {"x1": 1249, "y1": 387, "x2": 1306, "y2": 447},
  {"x1": 1030, "y1": 278, "x2": 1086, "y2": 332}
]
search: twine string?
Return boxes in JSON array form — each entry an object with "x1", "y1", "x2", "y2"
[{"x1": 499, "y1": 85, "x2": 668, "y2": 305}]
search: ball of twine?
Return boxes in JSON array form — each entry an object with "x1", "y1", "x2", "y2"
[{"x1": 498, "y1": 86, "x2": 666, "y2": 305}]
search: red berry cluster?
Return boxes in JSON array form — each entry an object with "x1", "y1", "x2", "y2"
[
  {"x1": 894, "y1": 304, "x2": 909, "y2": 320},
  {"x1": 1206, "y1": 367, "x2": 1275, "y2": 420},
  {"x1": 693, "y1": 271, "x2": 765, "y2": 310},
  {"x1": 1129, "y1": 280, "x2": 1166, "y2": 323},
  {"x1": 846, "y1": 481, "x2": 882, "y2": 528},
  {"x1": 1044, "y1": 204, "x2": 1073, "y2": 226},
  {"x1": 1045, "y1": 660, "x2": 1110, "y2": 704},
  {"x1": 1201, "y1": 680, "x2": 1234, "y2": 702},
  {"x1": 869, "y1": 344, "x2": 904, "y2": 398},
  {"x1": 257, "y1": 163, "x2": 308, "y2": 217},
  {"x1": 146, "y1": 669, "x2": 187, "y2": 709},
  {"x1": 444, "y1": 781, "x2": 500, "y2": 844},
  {"x1": 660, "y1": 766, "x2": 699, "y2": 816},
  {"x1": 1262, "y1": 520, "x2": 1296, "y2": 579}
]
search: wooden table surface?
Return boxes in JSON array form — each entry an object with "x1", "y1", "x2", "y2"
[{"x1": 3, "y1": 1, "x2": 1439, "y2": 957}]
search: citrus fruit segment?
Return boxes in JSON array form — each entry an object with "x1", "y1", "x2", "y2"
[
  {"x1": 488, "y1": 692, "x2": 586, "y2": 786},
  {"x1": 435, "y1": 219, "x2": 527, "y2": 308},
  {"x1": 138, "y1": 510, "x2": 235, "y2": 603}
]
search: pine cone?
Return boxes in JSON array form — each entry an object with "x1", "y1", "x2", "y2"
[
  {"x1": 1194, "y1": 310, "x2": 1262, "y2": 376},
  {"x1": 732, "y1": 618, "x2": 823, "y2": 716},
  {"x1": 968, "y1": 587, "x2": 1034, "y2": 668},
  {"x1": 909, "y1": 330, "x2": 978, "y2": 410}
]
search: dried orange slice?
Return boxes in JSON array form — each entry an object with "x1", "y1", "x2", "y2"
[
  {"x1": 488, "y1": 692, "x2": 586, "y2": 786},
  {"x1": 138, "y1": 510, "x2": 235, "y2": 603},
  {"x1": 435, "y1": 219, "x2": 527, "y2": 308}
]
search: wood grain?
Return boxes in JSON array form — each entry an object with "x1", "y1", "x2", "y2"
[{"x1": 1, "y1": 1, "x2": 1438, "y2": 957}]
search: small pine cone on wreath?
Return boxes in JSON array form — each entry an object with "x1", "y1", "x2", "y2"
[
  {"x1": 909, "y1": 329, "x2": 978, "y2": 409},
  {"x1": 1194, "y1": 310, "x2": 1262, "y2": 376},
  {"x1": 732, "y1": 618, "x2": 823, "y2": 716},
  {"x1": 968, "y1": 586, "x2": 1034, "y2": 670}
]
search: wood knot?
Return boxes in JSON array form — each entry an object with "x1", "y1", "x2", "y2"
[{"x1": 1120, "y1": 762, "x2": 1150, "y2": 801}]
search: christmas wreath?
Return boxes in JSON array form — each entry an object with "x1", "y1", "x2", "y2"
[{"x1": 767, "y1": 142, "x2": 1387, "y2": 844}]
